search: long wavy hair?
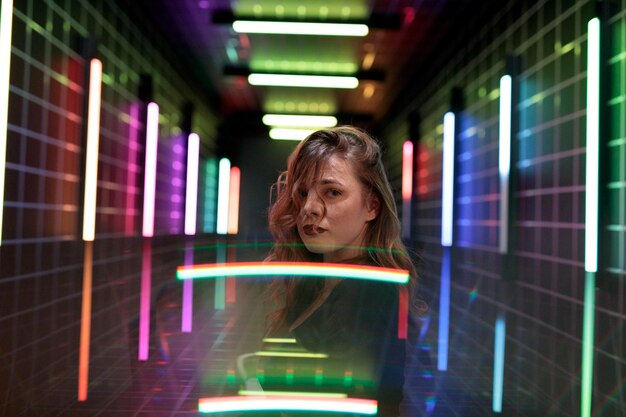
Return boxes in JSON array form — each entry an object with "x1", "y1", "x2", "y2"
[{"x1": 265, "y1": 126, "x2": 420, "y2": 335}]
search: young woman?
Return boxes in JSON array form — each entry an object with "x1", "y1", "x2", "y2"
[{"x1": 264, "y1": 126, "x2": 420, "y2": 416}]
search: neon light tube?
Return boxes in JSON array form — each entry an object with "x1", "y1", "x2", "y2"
[
  {"x1": 203, "y1": 159, "x2": 217, "y2": 233},
  {"x1": 441, "y1": 112, "x2": 455, "y2": 247},
  {"x1": 142, "y1": 102, "x2": 159, "y2": 237},
  {"x1": 499, "y1": 75, "x2": 512, "y2": 254},
  {"x1": 78, "y1": 242, "x2": 93, "y2": 401},
  {"x1": 581, "y1": 271, "x2": 596, "y2": 417},
  {"x1": 269, "y1": 128, "x2": 315, "y2": 141},
  {"x1": 125, "y1": 104, "x2": 140, "y2": 235},
  {"x1": 182, "y1": 246, "x2": 194, "y2": 332},
  {"x1": 437, "y1": 249, "x2": 450, "y2": 371},
  {"x1": 492, "y1": 313, "x2": 506, "y2": 412},
  {"x1": 0, "y1": 0, "x2": 14, "y2": 246},
  {"x1": 585, "y1": 18, "x2": 600, "y2": 273},
  {"x1": 262, "y1": 338, "x2": 297, "y2": 344},
  {"x1": 177, "y1": 262, "x2": 410, "y2": 284},
  {"x1": 239, "y1": 391, "x2": 347, "y2": 398},
  {"x1": 402, "y1": 140, "x2": 413, "y2": 239},
  {"x1": 82, "y1": 59, "x2": 103, "y2": 241},
  {"x1": 227, "y1": 167, "x2": 240, "y2": 234},
  {"x1": 255, "y1": 351, "x2": 328, "y2": 359},
  {"x1": 233, "y1": 21, "x2": 369, "y2": 37},
  {"x1": 262, "y1": 114, "x2": 338, "y2": 128},
  {"x1": 138, "y1": 240, "x2": 152, "y2": 360},
  {"x1": 185, "y1": 133, "x2": 200, "y2": 235},
  {"x1": 216, "y1": 158, "x2": 230, "y2": 235},
  {"x1": 199, "y1": 396, "x2": 377, "y2": 414},
  {"x1": 249, "y1": 74, "x2": 359, "y2": 89},
  {"x1": 214, "y1": 243, "x2": 226, "y2": 310}
]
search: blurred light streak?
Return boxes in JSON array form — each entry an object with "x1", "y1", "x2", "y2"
[
  {"x1": 233, "y1": 20, "x2": 369, "y2": 37},
  {"x1": 498, "y1": 75, "x2": 512, "y2": 254},
  {"x1": 227, "y1": 166, "x2": 240, "y2": 234},
  {"x1": 402, "y1": 141, "x2": 413, "y2": 239},
  {"x1": 214, "y1": 243, "x2": 226, "y2": 309},
  {"x1": 262, "y1": 338, "x2": 297, "y2": 344},
  {"x1": 125, "y1": 104, "x2": 140, "y2": 235},
  {"x1": 492, "y1": 313, "x2": 506, "y2": 412},
  {"x1": 398, "y1": 286, "x2": 408, "y2": 339},
  {"x1": 256, "y1": 351, "x2": 328, "y2": 359},
  {"x1": 441, "y1": 112, "x2": 455, "y2": 247},
  {"x1": 78, "y1": 242, "x2": 93, "y2": 401},
  {"x1": 239, "y1": 390, "x2": 347, "y2": 398},
  {"x1": 82, "y1": 59, "x2": 102, "y2": 241},
  {"x1": 249, "y1": 73, "x2": 359, "y2": 89},
  {"x1": 177, "y1": 262, "x2": 410, "y2": 284},
  {"x1": 199, "y1": 396, "x2": 377, "y2": 414},
  {"x1": 437, "y1": 249, "x2": 450, "y2": 371},
  {"x1": 226, "y1": 245, "x2": 236, "y2": 303},
  {"x1": 203, "y1": 159, "x2": 218, "y2": 233},
  {"x1": 0, "y1": 0, "x2": 14, "y2": 245},
  {"x1": 262, "y1": 114, "x2": 337, "y2": 127},
  {"x1": 142, "y1": 102, "x2": 159, "y2": 237},
  {"x1": 182, "y1": 244, "x2": 194, "y2": 332},
  {"x1": 185, "y1": 133, "x2": 200, "y2": 235},
  {"x1": 216, "y1": 158, "x2": 230, "y2": 234},
  {"x1": 138, "y1": 240, "x2": 152, "y2": 360}
]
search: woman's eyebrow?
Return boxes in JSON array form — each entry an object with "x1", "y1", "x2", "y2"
[{"x1": 319, "y1": 178, "x2": 342, "y2": 185}]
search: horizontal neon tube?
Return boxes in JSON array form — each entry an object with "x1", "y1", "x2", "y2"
[
  {"x1": 185, "y1": 133, "x2": 200, "y2": 235},
  {"x1": 239, "y1": 390, "x2": 347, "y2": 398},
  {"x1": 199, "y1": 396, "x2": 377, "y2": 415},
  {"x1": 82, "y1": 59, "x2": 103, "y2": 242},
  {"x1": 0, "y1": 0, "x2": 14, "y2": 246},
  {"x1": 177, "y1": 262, "x2": 410, "y2": 284},
  {"x1": 270, "y1": 128, "x2": 315, "y2": 141},
  {"x1": 262, "y1": 338, "x2": 297, "y2": 344},
  {"x1": 249, "y1": 73, "x2": 359, "y2": 89},
  {"x1": 256, "y1": 351, "x2": 328, "y2": 359},
  {"x1": 262, "y1": 114, "x2": 337, "y2": 127},
  {"x1": 142, "y1": 102, "x2": 159, "y2": 237},
  {"x1": 233, "y1": 20, "x2": 369, "y2": 37}
]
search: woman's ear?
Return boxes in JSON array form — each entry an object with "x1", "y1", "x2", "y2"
[{"x1": 365, "y1": 192, "x2": 381, "y2": 221}]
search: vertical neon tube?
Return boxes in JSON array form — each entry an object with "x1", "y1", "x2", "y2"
[
  {"x1": 182, "y1": 244, "x2": 194, "y2": 332},
  {"x1": 185, "y1": 133, "x2": 200, "y2": 235},
  {"x1": 82, "y1": 59, "x2": 102, "y2": 241},
  {"x1": 441, "y1": 112, "x2": 455, "y2": 247},
  {"x1": 138, "y1": 240, "x2": 152, "y2": 360},
  {"x1": 78, "y1": 241, "x2": 93, "y2": 401},
  {"x1": 492, "y1": 313, "x2": 506, "y2": 412},
  {"x1": 125, "y1": 104, "x2": 140, "y2": 235},
  {"x1": 203, "y1": 159, "x2": 217, "y2": 233},
  {"x1": 0, "y1": 0, "x2": 14, "y2": 246},
  {"x1": 498, "y1": 75, "x2": 512, "y2": 254},
  {"x1": 227, "y1": 167, "x2": 240, "y2": 234},
  {"x1": 142, "y1": 102, "x2": 159, "y2": 237},
  {"x1": 216, "y1": 158, "x2": 231, "y2": 235},
  {"x1": 437, "y1": 249, "x2": 450, "y2": 371},
  {"x1": 402, "y1": 141, "x2": 413, "y2": 239},
  {"x1": 581, "y1": 18, "x2": 600, "y2": 417}
]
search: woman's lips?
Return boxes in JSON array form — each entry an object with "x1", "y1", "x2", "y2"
[{"x1": 302, "y1": 224, "x2": 325, "y2": 236}]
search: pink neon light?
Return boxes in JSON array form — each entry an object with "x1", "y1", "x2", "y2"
[
  {"x1": 398, "y1": 286, "x2": 408, "y2": 339},
  {"x1": 125, "y1": 103, "x2": 140, "y2": 235},
  {"x1": 185, "y1": 133, "x2": 200, "y2": 235},
  {"x1": 78, "y1": 242, "x2": 93, "y2": 401},
  {"x1": 402, "y1": 141, "x2": 413, "y2": 201},
  {"x1": 227, "y1": 167, "x2": 240, "y2": 234},
  {"x1": 182, "y1": 245, "x2": 194, "y2": 332},
  {"x1": 139, "y1": 240, "x2": 152, "y2": 360},
  {"x1": 142, "y1": 102, "x2": 159, "y2": 237}
]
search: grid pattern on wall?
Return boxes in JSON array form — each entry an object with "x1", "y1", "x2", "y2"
[
  {"x1": 385, "y1": 0, "x2": 625, "y2": 415},
  {"x1": 0, "y1": 0, "x2": 219, "y2": 414}
]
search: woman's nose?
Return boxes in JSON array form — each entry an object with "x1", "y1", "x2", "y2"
[{"x1": 302, "y1": 192, "x2": 322, "y2": 217}]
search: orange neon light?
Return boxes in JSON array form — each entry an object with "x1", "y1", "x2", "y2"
[{"x1": 227, "y1": 167, "x2": 240, "y2": 234}]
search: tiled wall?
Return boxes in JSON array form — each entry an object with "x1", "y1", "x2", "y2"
[
  {"x1": 1, "y1": 0, "x2": 218, "y2": 414},
  {"x1": 385, "y1": 0, "x2": 624, "y2": 415}
]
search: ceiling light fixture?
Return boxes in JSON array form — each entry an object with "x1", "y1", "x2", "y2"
[
  {"x1": 233, "y1": 20, "x2": 369, "y2": 37},
  {"x1": 249, "y1": 73, "x2": 358, "y2": 89},
  {"x1": 269, "y1": 128, "x2": 315, "y2": 141},
  {"x1": 262, "y1": 114, "x2": 337, "y2": 128}
]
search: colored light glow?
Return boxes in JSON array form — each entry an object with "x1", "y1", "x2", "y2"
[
  {"x1": 0, "y1": 0, "x2": 14, "y2": 246},
  {"x1": 437, "y1": 249, "x2": 450, "y2": 371},
  {"x1": 239, "y1": 391, "x2": 347, "y2": 398},
  {"x1": 227, "y1": 167, "x2": 240, "y2": 234},
  {"x1": 398, "y1": 286, "x2": 408, "y2": 340},
  {"x1": 226, "y1": 245, "x2": 236, "y2": 303},
  {"x1": 216, "y1": 158, "x2": 230, "y2": 235},
  {"x1": 203, "y1": 159, "x2": 218, "y2": 233},
  {"x1": 441, "y1": 112, "x2": 455, "y2": 247},
  {"x1": 142, "y1": 102, "x2": 159, "y2": 237},
  {"x1": 78, "y1": 242, "x2": 93, "y2": 401},
  {"x1": 82, "y1": 59, "x2": 103, "y2": 241},
  {"x1": 185, "y1": 133, "x2": 200, "y2": 235},
  {"x1": 262, "y1": 338, "x2": 297, "y2": 344},
  {"x1": 138, "y1": 240, "x2": 152, "y2": 360},
  {"x1": 255, "y1": 351, "x2": 328, "y2": 359},
  {"x1": 199, "y1": 396, "x2": 377, "y2": 414},
  {"x1": 214, "y1": 243, "x2": 226, "y2": 310},
  {"x1": 249, "y1": 73, "x2": 359, "y2": 89},
  {"x1": 125, "y1": 104, "x2": 140, "y2": 235},
  {"x1": 233, "y1": 21, "x2": 369, "y2": 37},
  {"x1": 585, "y1": 18, "x2": 600, "y2": 274},
  {"x1": 182, "y1": 245, "x2": 194, "y2": 332},
  {"x1": 262, "y1": 114, "x2": 337, "y2": 128},
  {"x1": 499, "y1": 75, "x2": 512, "y2": 254},
  {"x1": 269, "y1": 128, "x2": 315, "y2": 141},
  {"x1": 177, "y1": 262, "x2": 410, "y2": 284},
  {"x1": 402, "y1": 141, "x2": 413, "y2": 239},
  {"x1": 492, "y1": 313, "x2": 506, "y2": 412},
  {"x1": 581, "y1": 272, "x2": 596, "y2": 417}
]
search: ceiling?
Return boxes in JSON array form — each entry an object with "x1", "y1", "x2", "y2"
[{"x1": 123, "y1": 0, "x2": 508, "y2": 136}]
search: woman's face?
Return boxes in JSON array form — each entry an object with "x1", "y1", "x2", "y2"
[{"x1": 296, "y1": 155, "x2": 378, "y2": 262}]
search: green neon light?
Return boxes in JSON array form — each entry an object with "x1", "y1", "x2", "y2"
[
  {"x1": 581, "y1": 272, "x2": 596, "y2": 417},
  {"x1": 233, "y1": 21, "x2": 368, "y2": 37},
  {"x1": 269, "y1": 127, "x2": 315, "y2": 141},
  {"x1": 198, "y1": 396, "x2": 377, "y2": 414},
  {"x1": 238, "y1": 390, "x2": 347, "y2": 398},
  {"x1": 262, "y1": 338, "x2": 297, "y2": 344},
  {"x1": 177, "y1": 262, "x2": 410, "y2": 284}
]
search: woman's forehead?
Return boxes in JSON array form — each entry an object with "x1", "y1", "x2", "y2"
[{"x1": 296, "y1": 155, "x2": 357, "y2": 185}]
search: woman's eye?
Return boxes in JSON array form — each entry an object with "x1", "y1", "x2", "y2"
[
  {"x1": 327, "y1": 189, "x2": 341, "y2": 197},
  {"x1": 299, "y1": 189, "x2": 308, "y2": 198}
]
